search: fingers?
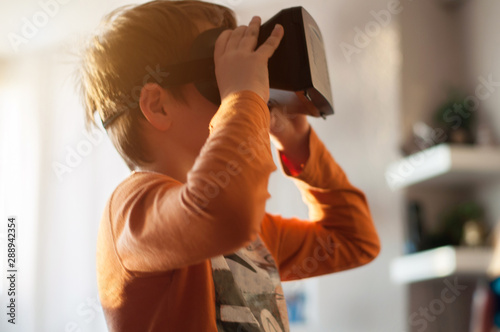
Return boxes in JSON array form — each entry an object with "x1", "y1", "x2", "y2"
[
  {"x1": 225, "y1": 25, "x2": 248, "y2": 51},
  {"x1": 212, "y1": 17, "x2": 283, "y2": 103},
  {"x1": 256, "y1": 24, "x2": 284, "y2": 58},
  {"x1": 218, "y1": 16, "x2": 262, "y2": 54},
  {"x1": 214, "y1": 18, "x2": 283, "y2": 59},
  {"x1": 214, "y1": 29, "x2": 232, "y2": 59},
  {"x1": 239, "y1": 16, "x2": 261, "y2": 51}
]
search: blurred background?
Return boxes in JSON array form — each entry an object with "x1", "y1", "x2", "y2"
[{"x1": 1, "y1": 0, "x2": 500, "y2": 331}]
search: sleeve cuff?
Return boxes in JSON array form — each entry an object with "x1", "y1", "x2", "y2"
[
  {"x1": 276, "y1": 128, "x2": 344, "y2": 189},
  {"x1": 276, "y1": 128, "x2": 317, "y2": 179}
]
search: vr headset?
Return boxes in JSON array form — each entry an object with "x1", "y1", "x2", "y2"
[
  {"x1": 161, "y1": 6, "x2": 334, "y2": 118},
  {"x1": 102, "y1": 7, "x2": 334, "y2": 129}
]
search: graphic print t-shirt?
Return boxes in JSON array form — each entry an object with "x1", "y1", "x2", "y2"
[{"x1": 210, "y1": 235, "x2": 289, "y2": 332}]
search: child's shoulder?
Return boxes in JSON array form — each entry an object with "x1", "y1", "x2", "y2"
[{"x1": 110, "y1": 171, "x2": 179, "y2": 203}]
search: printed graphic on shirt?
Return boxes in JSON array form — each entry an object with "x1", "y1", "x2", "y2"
[{"x1": 210, "y1": 235, "x2": 289, "y2": 332}]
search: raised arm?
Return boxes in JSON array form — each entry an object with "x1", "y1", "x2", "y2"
[{"x1": 260, "y1": 127, "x2": 381, "y2": 281}]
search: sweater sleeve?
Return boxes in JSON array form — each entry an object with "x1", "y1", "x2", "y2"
[
  {"x1": 259, "y1": 128, "x2": 381, "y2": 281},
  {"x1": 109, "y1": 90, "x2": 277, "y2": 275}
]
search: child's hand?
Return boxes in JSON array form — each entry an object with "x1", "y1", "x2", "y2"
[
  {"x1": 214, "y1": 16, "x2": 284, "y2": 103},
  {"x1": 269, "y1": 105, "x2": 311, "y2": 170}
]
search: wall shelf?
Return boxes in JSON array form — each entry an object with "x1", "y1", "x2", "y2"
[
  {"x1": 385, "y1": 144, "x2": 500, "y2": 190},
  {"x1": 390, "y1": 246, "x2": 493, "y2": 284}
]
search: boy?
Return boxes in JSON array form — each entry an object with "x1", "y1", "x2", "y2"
[{"x1": 78, "y1": 1, "x2": 380, "y2": 331}]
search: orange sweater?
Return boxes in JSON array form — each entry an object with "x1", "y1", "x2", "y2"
[{"x1": 96, "y1": 91, "x2": 380, "y2": 332}]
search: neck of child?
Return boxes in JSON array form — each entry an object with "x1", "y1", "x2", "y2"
[{"x1": 136, "y1": 146, "x2": 198, "y2": 184}]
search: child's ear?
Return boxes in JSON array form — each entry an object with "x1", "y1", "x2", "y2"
[{"x1": 139, "y1": 83, "x2": 172, "y2": 131}]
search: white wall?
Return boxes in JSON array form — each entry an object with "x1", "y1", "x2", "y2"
[
  {"x1": 0, "y1": 48, "x2": 131, "y2": 332},
  {"x1": 0, "y1": 56, "x2": 44, "y2": 332},
  {"x1": 34, "y1": 50, "x2": 130, "y2": 331},
  {"x1": 400, "y1": 0, "x2": 469, "y2": 141}
]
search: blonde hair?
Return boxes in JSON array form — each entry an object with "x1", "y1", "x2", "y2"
[{"x1": 77, "y1": 0, "x2": 236, "y2": 169}]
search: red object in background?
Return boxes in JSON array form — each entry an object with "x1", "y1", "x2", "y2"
[{"x1": 469, "y1": 279, "x2": 495, "y2": 332}]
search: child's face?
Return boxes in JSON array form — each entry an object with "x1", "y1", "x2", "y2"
[{"x1": 168, "y1": 82, "x2": 219, "y2": 159}]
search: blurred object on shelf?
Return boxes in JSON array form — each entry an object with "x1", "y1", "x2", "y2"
[
  {"x1": 405, "y1": 201, "x2": 425, "y2": 254},
  {"x1": 413, "y1": 121, "x2": 442, "y2": 150},
  {"x1": 400, "y1": 121, "x2": 445, "y2": 156},
  {"x1": 463, "y1": 220, "x2": 487, "y2": 247},
  {"x1": 400, "y1": 88, "x2": 499, "y2": 157},
  {"x1": 425, "y1": 202, "x2": 489, "y2": 249},
  {"x1": 433, "y1": 90, "x2": 476, "y2": 145}
]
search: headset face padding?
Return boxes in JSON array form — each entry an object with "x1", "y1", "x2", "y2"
[{"x1": 189, "y1": 27, "x2": 226, "y2": 105}]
